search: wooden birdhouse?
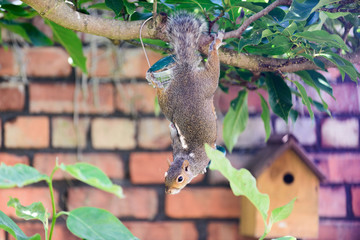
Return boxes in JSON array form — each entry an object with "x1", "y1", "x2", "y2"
[{"x1": 240, "y1": 134, "x2": 325, "y2": 239}]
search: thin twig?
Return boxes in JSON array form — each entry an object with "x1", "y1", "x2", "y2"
[
  {"x1": 208, "y1": 11, "x2": 225, "y2": 34},
  {"x1": 225, "y1": 0, "x2": 292, "y2": 39},
  {"x1": 153, "y1": 0, "x2": 157, "y2": 19}
]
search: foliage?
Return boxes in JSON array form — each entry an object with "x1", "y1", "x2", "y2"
[
  {"x1": 205, "y1": 144, "x2": 296, "y2": 240},
  {"x1": 1, "y1": 0, "x2": 359, "y2": 152},
  {"x1": 0, "y1": 163, "x2": 137, "y2": 240}
]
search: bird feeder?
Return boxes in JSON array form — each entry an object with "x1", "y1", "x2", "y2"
[{"x1": 241, "y1": 134, "x2": 325, "y2": 239}]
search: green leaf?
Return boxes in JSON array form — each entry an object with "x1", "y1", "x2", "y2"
[
  {"x1": 46, "y1": 20, "x2": 87, "y2": 74},
  {"x1": 0, "y1": 20, "x2": 30, "y2": 42},
  {"x1": 67, "y1": 207, "x2": 138, "y2": 240},
  {"x1": 88, "y1": 3, "x2": 112, "y2": 11},
  {"x1": 165, "y1": 0, "x2": 222, "y2": 12},
  {"x1": 282, "y1": 0, "x2": 320, "y2": 22},
  {"x1": 273, "y1": 236, "x2": 297, "y2": 240},
  {"x1": 7, "y1": 198, "x2": 48, "y2": 224},
  {"x1": 269, "y1": 198, "x2": 296, "y2": 225},
  {"x1": 258, "y1": 94, "x2": 271, "y2": 141},
  {"x1": 324, "y1": 11, "x2": 350, "y2": 19},
  {"x1": 223, "y1": 90, "x2": 249, "y2": 152},
  {"x1": 123, "y1": 0, "x2": 137, "y2": 15},
  {"x1": 295, "y1": 70, "x2": 332, "y2": 113},
  {"x1": 309, "y1": 98, "x2": 330, "y2": 115},
  {"x1": 0, "y1": 164, "x2": 48, "y2": 188},
  {"x1": 289, "y1": 109, "x2": 299, "y2": 122},
  {"x1": 245, "y1": 35, "x2": 292, "y2": 56},
  {"x1": 318, "y1": 52, "x2": 359, "y2": 82},
  {"x1": 205, "y1": 144, "x2": 270, "y2": 223},
  {"x1": 238, "y1": 30, "x2": 262, "y2": 52},
  {"x1": 0, "y1": 20, "x2": 52, "y2": 46},
  {"x1": 295, "y1": 30, "x2": 349, "y2": 51},
  {"x1": 0, "y1": 4, "x2": 29, "y2": 17},
  {"x1": 59, "y1": 163, "x2": 124, "y2": 198},
  {"x1": 0, "y1": 210, "x2": 41, "y2": 240},
  {"x1": 293, "y1": 81, "x2": 314, "y2": 119},
  {"x1": 265, "y1": 73, "x2": 292, "y2": 122},
  {"x1": 105, "y1": 0, "x2": 124, "y2": 15},
  {"x1": 299, "y1": 53, "x2": 325, "y2": 69},
  {"x1": 21, "y1": 23, "x2": 53, "y2": 46}
]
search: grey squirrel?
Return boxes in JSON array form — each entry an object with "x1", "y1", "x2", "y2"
[{"x1": 151, "y1": 11, "x2": 224, "y2": 194}]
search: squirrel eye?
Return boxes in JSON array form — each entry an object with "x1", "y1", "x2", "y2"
[{"x1": 177, "y1": 176, "x2": 184, "y2": 183}]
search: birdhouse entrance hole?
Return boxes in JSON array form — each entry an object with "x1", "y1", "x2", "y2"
[{"x1": 283, "y1": 172, "x2": 294, "y2": 184}]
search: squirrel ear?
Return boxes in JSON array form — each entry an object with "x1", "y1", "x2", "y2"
[{"x1": 182, "y1": 160, "x2": 189, "y2": 171}]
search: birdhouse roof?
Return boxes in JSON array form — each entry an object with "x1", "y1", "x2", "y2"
[{"x1": 246, "y1": 134, "x2": 325, "y2": 181}]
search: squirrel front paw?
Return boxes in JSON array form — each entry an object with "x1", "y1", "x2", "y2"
[{"x1": 209, "y1": 30, "x2": 225, "y2": 51}]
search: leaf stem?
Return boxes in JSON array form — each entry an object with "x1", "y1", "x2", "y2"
[{"x1": 47, "y1": 166, "x2": 59, "y2": 240}]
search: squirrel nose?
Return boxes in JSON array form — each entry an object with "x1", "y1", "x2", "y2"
[{"x1": 165, "y1": 187, "x2": 172, "y2": 194}]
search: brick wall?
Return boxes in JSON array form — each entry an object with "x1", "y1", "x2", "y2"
[{"x1": 0, "y1": 45, "x2": 359, "y2": 240}]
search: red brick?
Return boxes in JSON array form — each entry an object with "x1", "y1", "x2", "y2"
[
  {"x1": 214, "y1": 87, "x2": 268, "y2": 114},
  {"x1": 33, "y1": 153, "x2": 124, "y2": 180},
  {"x1": 327, "y1": 154, "x2": 360, "y2": 183},
  {"x1": 0, "y1": 119, "x2": 1, "y2": 146},
  {"x1": 0, "y1": 153, "x2": 29, "y2": 165},
  {"x1": 0, "y1": 48, "x2": 17, "y2": 76},
  {"x1": 68, "y1": 187, "x2": 158, "y2": 219},
  {"x1": 321, "y1": 118, "x2": 359, "y2": 148},
  {"x1": 166, "y1": 187, "x2": 240, "y2": 218},
  {"x1": 129, "y1": 152, "x2": 204, "y2": 184},
  {"x1": 351, "y1": 186, "x2": 360, "y2": 217},
  {"x1": 320, "y1": 83, "x2": 360, "y2": 114},
  {"x1": 115, "y1": 83, "x2": 157, "y2": 114},
  {"x1": 138, "y1": 118, "x2": 171, "y2": 150},
  {"x1": 317, "y1": 220, "x2": 360, "y2": 240},
  {"x1": 91, "y1": 118, "x2": 136, "y2": 149},
  {"x1": 0, "y1": 83, "x2": 25, "y2": 111},
  {"x1": 8, "y1": 222, "x2": 80, "y2": 240},
  {"x1": 275, "y1": 117, "x2": 317, "y2": 146},
  {"x1": 318, "y1": 186, "x2": 346, "y2": 217},
  {"x1": 130, "y1": 152, "x2": 171, "y2": 184},
  {"x1": 4, "y1": 116, "x2": 49, "y2": 149},
  {"x1": 29, "y1": 83, "x2": 114, "y2": 114},
  {"x1": 86, "y1": 48, "x2": 162, "y2": 78},
  {"x1": 208, "y1": 222, "x2": 252, "y2": 240},
  {"x1": 0, "y1": 229, "x2": 4, "y2": 240},
  {"x1": 124, "y1": 221, "x2": 198, "y2": 240},
  {"x1": 52, "y1": 117, "x2": 89, "y2": 148},
  {"x1": 0, "y1": 188, "x2": 59, "y2": 218},
  {"x1": 24, "y1": 47, "x2": 71, "y2": 77}
]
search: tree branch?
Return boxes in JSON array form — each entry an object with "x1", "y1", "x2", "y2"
[
  {"x1": 21, "y1": 0, "x2": 360, "y2": 73},
  {"x1": 224, "y1": 0, "x2": 292, "y2": 39},
  {"x1": 319, "y1": 7, "x2": 360, "y2": 13},
  {"x1": 21, "y1": 0, "x2": 163, "y2": 40}
]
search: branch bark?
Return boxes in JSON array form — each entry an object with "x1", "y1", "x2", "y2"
[
  {"x1": 22, "y1": 0, "x2": 360, "y2": 73},
  {"x1": 21, "y1": 0, "x2": 162, "y2": 40}
]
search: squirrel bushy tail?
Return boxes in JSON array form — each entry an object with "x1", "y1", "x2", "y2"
[{"x1": 166, "y1": 11, "x2": 207, "y2": 66}]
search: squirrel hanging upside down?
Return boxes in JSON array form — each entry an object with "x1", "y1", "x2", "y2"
[{"x1": 150, "y1": 11, "x2": 224, "y2": 194}]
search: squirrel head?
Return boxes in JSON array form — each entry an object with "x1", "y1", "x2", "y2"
[{"x1": 164, "y1": 156, "x2": 193, "y2": 194}]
